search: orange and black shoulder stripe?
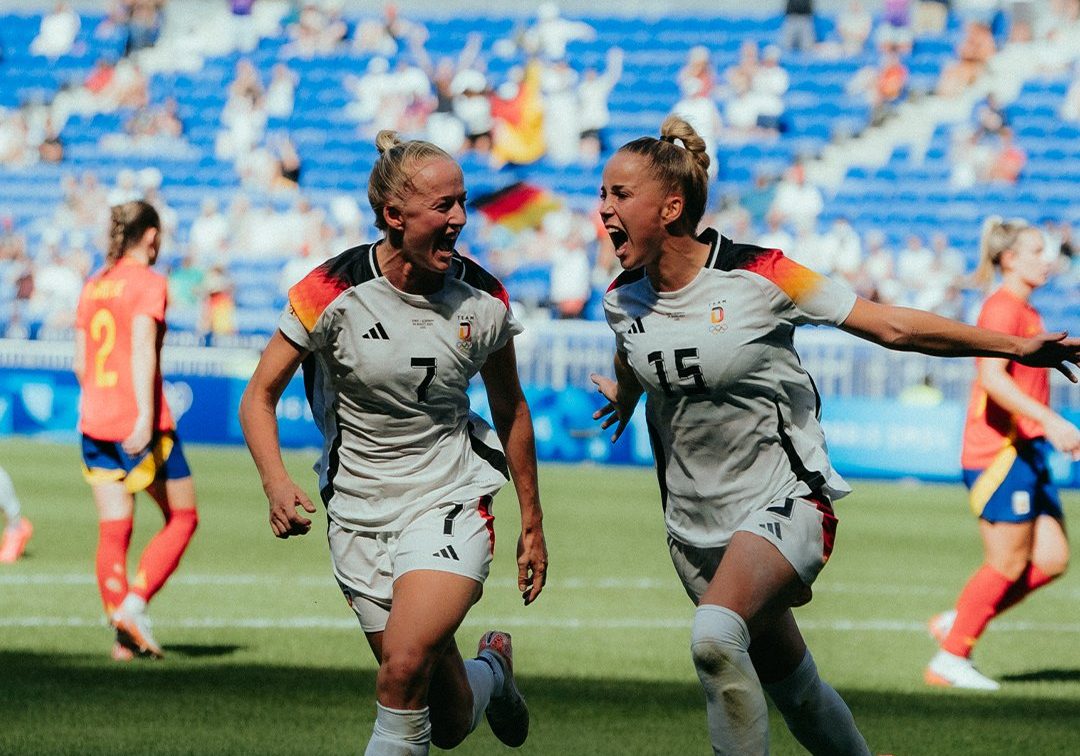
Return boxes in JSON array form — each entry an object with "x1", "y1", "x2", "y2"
[{"x1": 289, "y1": 244, "x2": 381, "y2": 332}]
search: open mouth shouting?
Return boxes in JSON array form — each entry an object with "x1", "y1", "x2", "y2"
[{"x1": 606, "y1": 226, "x2": 628, "y2": 255}]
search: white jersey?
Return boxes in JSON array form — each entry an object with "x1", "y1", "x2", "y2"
[
  {"x1": 279, "y1": 243, "x2": 522, "y2": 532},
  {"x1": 603, "y1": 229, "x2": 857, "y2": 548}
]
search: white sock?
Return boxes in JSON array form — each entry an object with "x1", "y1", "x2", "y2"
[
  {"x1": 464, "y1": 657, "x2": 497, "y2": 732},
  {"x1": 120, "y1": 593, "x2": 147, "y2": 616},
  {"x1": 763, "y1": 651, "x2": 870, "y2": 756},
  {"x1": 0, "y1": 466, "x2": 22, "y2": 523},
  {"x1": 691, "y1": 605, "x2": 769, "y2": 756},
  {"x1": 364, "y1": 703, "x2": 431, "y2": 756}
]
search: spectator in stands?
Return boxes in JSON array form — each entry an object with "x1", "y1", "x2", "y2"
[
  {"x1": 168, "y1": 254, "x2": 206, "y2": 315},
  {"x1": 452, "y1": 69, "x2": 494, "y2": 156},
  {"x1": 229, "y1": 0, "x2": 259, "y2": 53},
  {"x1": 949, "y1": 126, "x2": 994, "y2": 188},
  {"x1": 769, "y1": 162, "x2": 824, "y2": 231},
  {"x1": 283, "y1": 2, "x2": 346, "y2": 58},
  {"x1": 125, "y1": 0, "x2": 164, "y2": 56},
  {"x1": 30, "y1": 243, "x2": 83, "y2": 332},
  {"x1": 973, "y1": 92, "x2": 1008, "y2": 139},
  {"x1": 987, "y1": 126, "x2": 1026, "y2": 184},
  {"x1": 750, "y1": 46, "x2": 789, "y2": 131},
  {"x1": 344, "y1": 57, "x2": 392, "y2": 130},
  {"x1": 272, "y1": 133, "x2": 303, "y2": 189},
  {"x1": 875, "y1": 0, "x2": 915, "y2": 55},
  {"x1": 858, "y1": 229, "x2": 901, "y2": 303},
  {"x1": 929, "y1": 231, "x2": 967, "y2": 281},
  {"x1": 824, "y1": 216, "x2": 864, "y2": 285},
  {"x1": 107, "y1": 168, "x2": 142, "y2": 206},
  {"x1": 0, "y1": 110, "x2": 32, "y2": 167},
  {"x1": 541, "y1": 59, "x2": 581, "y2": 165},
  {"x1": 914, "y1": 0, "x2": 951, "y2": 36},
  {"x1": 201, "y1": 263, "x2": 237, "y2": 338},
  {"x1": 30, "y1": 3, "x2": 81, "y2": 59},
  {"x1": 103, "y1": 58, "x2": 149, "y2": 110},
  {"x1": 681, "y1": 46, "x2": 719, "y2": 100},
  {"x1": 670, "y1": 79, "x2": 722, "y2": 178},
  {"x1": 781, "y1": 0, "x2": 817, "y2": 52},
  {"x1": 414, "y1": 32, "x2": 483, "y2": 154},
  {"x1": 848, "y1": 51, "x2": 908, "y2": 125},
  {"x1": 897, "y1": 233, "x2": 936, "y2": 294},
  {"x1": 521, "y1": 2, "x2": 596, "y2": 60},
  {"x1": 265, "y1": 64, "x2": 298, "y2": 119},
  {"x1": 577, "y1": 47, "x2": 623, "y2": 164},
  {"x1": 546, "y1": 211, "x2": 592, "y2": 319},
  {"x1": 936, "y1": 21, "x2": 996, "y2": 97},
  {"x1": 189, "y1": 198, "x2": 230, "y2": 262},
  {"x1": 353, "y1": 3, "x2": 428, "y2": 57},
  {"x1": 741, "y1": 167, "x2": 779, "y2": 227},
  {"x1": 835, "y1": 0, "x2": 873, "y2": 56},
  {"x1": 490, "y1": 61, "x2": 546, "y2": 167}
]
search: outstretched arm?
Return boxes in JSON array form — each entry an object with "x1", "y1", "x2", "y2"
[
  {"x1": 239, "y1": 330, "x2": 317, "y2": 538},
  {"x1": 590, "y1": 349, "x2": 644, "y2": 443},
  {"x1": 480, "y1": 338, "x2": 547, "y2": 605},
  {"x1": 839, "y1": 298, "x2": 1080, "y2": 382}
]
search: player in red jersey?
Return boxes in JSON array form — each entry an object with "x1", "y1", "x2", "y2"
[
  {"x1": 73, "y1": 200, "x2": 199, "y2": 660},
  {"x1": 926, "y1": 218, "x2": 1080, "y2": 690}
]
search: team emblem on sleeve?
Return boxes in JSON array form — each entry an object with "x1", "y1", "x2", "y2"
[{"x1": 709, "y1": 301, "x2": 727, "y2": 334}]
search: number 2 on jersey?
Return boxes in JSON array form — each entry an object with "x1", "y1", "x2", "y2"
[
  {"x1": 647, "y1": 348, "x2": 708, "y2": 396},
  {"x1": 410, "y1": 357, "x2": 437, "y2": 402},
  {"x1": 89, "y1": 308, "x2": 119, "y2": 388}
]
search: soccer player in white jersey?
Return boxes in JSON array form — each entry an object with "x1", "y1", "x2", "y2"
[
  {"x1": 239, "y1": 131, "x2": 547, "y2": 755},
  {"x1": 590, "y1": 116, "x2": 1080, "y2": 756}
]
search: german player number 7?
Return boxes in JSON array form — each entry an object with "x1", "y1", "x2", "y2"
[{"x1": 410, "y1": 357, "x2": 437, "y2": 402}]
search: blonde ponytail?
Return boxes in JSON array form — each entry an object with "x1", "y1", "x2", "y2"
[
  {"x1": 617, "y1": 116, "x2": 711, "y2": 234},
  {"x1": 973, "y1": 216, "x2": 1028, "y2": 289},
  {"x1": 368, "y1": 130, "x2": 454, "y2": 231}
]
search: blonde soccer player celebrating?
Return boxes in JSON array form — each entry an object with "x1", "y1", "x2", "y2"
[
  {"x1": 240, "y1": 131, "x2": 547, "y2": 755},
  {"x1": 591, "y1": 116, "x2": 1080, "y2": 755}
]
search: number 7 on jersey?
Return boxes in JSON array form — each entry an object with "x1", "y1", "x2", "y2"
[{"x1": 410, "y1": 357, "x2": 437, "y2": 402}]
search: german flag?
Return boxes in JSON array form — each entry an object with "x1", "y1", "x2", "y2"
[{"x1": 471, "y1": 181, "x2": 562, "y2": 232}]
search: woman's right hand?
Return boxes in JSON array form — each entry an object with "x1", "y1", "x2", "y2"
[
  {"x1": 590, "y1": 373, "x2": 637, "y2": 443},
  {"x1": 1045, "y1": 415, "x2": 1080, "y2": 460},
  {"x1": 264, "y1": 477, "x2": 317, "y2": 538}
]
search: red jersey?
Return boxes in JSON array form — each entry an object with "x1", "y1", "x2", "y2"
[
  {"x1": 75, "y1": 258, "x2": 174, "y2": 441},
  {"x1": 961, "y1": 287, "x2": 1049, "y2": 469}
]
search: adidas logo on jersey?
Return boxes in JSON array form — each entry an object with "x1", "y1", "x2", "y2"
[
  {"x1": 361, "y1": 322, "x2": 389, "y2": 340},
  {"x1": 432, "y1": 545, "x2": 460, "y2": 560},
  {"x1": 628, "y1": 317, "x2": 645, "y2": 334},
  {"x1": 759, "y1": 521, "x2": 783, "y2": 540}
]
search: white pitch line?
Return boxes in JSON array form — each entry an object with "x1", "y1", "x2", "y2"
[
  {"x1": 3, "y1": 615, "x2": 1080, "y2": 633},
  {"x1": 3, "y1": 572, "x2": 1080, "y2": 600}
]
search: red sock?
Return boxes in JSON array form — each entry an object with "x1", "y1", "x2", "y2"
[
  {"x1": 995, "y1": 564, "x2": 1056, "y2": 614},
  {"x1": 97, "y1": 519, "x2": 133, "y2": 616},
  {"x1": 131, "y1": 509, "x2": 198, "y2": 602},
  {"x1": 942, "y1": 565, "x2": 1013, "y2": 658}
]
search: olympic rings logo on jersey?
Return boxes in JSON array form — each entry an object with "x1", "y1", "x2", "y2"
[
  {"x1": 708, "y1": 301, "x2": 727, "y2": 334},
  {"x1": 456, "y1": 314, "x2": 476, "y2": 351}
]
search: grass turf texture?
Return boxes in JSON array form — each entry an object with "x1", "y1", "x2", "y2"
[{"x1": 1, "y1": 439, "x2": 1077, "y2": 755}]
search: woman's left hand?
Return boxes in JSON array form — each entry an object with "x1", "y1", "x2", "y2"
[
  {"x1": 517, "y1": 523, "x2": 547, "y2": 606},
  {"x1": 1016, "y1": 332, "x2": 1080, "y2": 381}
]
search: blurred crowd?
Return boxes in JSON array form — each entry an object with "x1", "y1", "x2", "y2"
[{"x1": 1, "y1": 1, "x2": 1078, "y2": 342}]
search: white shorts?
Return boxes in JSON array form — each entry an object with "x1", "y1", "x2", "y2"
[
  {"x1": 328, "y1": 496, "x2": 495, "y2": 633},
  {"x1": 668, "y1": 495, "x2": 838, "y2": 603}
]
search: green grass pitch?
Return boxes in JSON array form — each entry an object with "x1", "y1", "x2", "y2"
[{"x1": 1, "y1": 438, "x2": 1077, "y2": 755}]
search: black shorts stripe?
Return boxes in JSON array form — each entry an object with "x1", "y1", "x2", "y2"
[
  {"x1": 646, "y1": 416, "x2": 669, "y2": 514},
  {"x1": 467, "y1": 421, "x2": 509, "y2": 478},
  {"x1": 774, "y1": 403, "x2": 827, "y2": 494}
]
